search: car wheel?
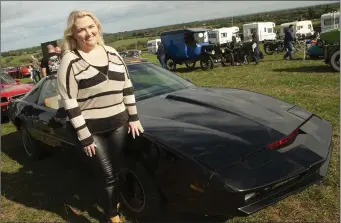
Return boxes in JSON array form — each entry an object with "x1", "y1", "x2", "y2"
[
  {"x1": 264, "y1": 45, "x2": 274, "y2": 55},
  {"x1": 20, "y1": 125, "x2": 42, "y2": 161},
  {"x1": 119, "y1": 158, "x2": 164, "y2": 221},
  {"x1": 200, "y1": 56, "x2": 214, "y2": 70},
  {"x1": 330, "y1": 50, "x2": 340, "y2": 72},
  {"x1": 166, "y1": 59, "x2": 176, "y2": 71},
  {"x1": 221, "y1": 52, "x2": 234, "y2": 66}
]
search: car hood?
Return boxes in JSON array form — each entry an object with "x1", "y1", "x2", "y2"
[
  {"x1": 1, "y1": 83, "x2": 34, "y2": 96},
  {"x1": 139, "y1": 86, "x2": 313, "y2": 164}
]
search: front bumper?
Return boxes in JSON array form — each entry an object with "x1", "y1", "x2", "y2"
[
  {"x1": 238, "y1": 140, "x2": 332, "y2": 215},
  {"x1": 194, "y1": 115, "x2": 333, "y2": 217}
]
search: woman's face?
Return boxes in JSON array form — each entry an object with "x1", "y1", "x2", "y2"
[{"x1": 73, "y1": 16, "x2": 99, "y2": 49}]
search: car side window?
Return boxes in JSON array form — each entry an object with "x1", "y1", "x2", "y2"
[
  {"x1": 24, "y1": 87, "x2": 41, "y2": 103},
  {"x1": 37, "y1": 79, "x2": 60, "y2": 110}
]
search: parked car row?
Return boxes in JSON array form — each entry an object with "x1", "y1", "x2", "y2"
[{"x1": 159, "y1": 28, "x2": 264, "y2": 72}]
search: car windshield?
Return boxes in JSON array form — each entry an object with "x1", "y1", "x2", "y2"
[
  {"x1": 0, "y1": 72, "x2": 15, "y2": 84},
  {"x1": 127, "y1": 63, "x2": 194, "y2": 101},
  {"x1": 194, "y1": 32, "x2": 206, "y2": 43}
]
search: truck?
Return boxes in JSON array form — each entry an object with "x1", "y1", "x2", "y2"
[
  {"x1": 147, "y1": 39, "x2": 161, "y2": 54},
  {"x1": 279, "y1": 20, "x2": 314, "y2": 39},
  {"x1": 320, "y1": 28, "x2": 340, "y2": 72},
  {"x1": 321, "y1": 11, "x2": 340, "y2": 33},
  {"x1": 242, "y1": 22, "x2": 276, "y2": 42},
  {"x1": 208, "y1": 26, "x2": 241, "y2": 45}
]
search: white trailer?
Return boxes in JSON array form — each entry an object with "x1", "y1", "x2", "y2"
[
  {"x1": 279, "y1": 20, "x2": 314, "y2": 38},
  {"x1": 321, "y1": 11, "x2": 340, "y2": 33},
  {"x1": 242, "y1": 22, "x2": 276, "y2": 42},
  {"x1": 147, "y1": 39, "x2": 161, "y2": 54},
  {"x1": 208, "y1": 26, "x2": 241, "y2": 45}
]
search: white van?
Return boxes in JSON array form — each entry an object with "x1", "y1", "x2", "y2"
[
  {"x1": 321, "y1": 12, "x2": 340, "y2": 33},
  {"x1": 242, "y1": 22, "x2": 276, "y2": 42},
  {"x1": 279, "y1": 20, "x2": 314, "y2": 38},
  {"x1": 208, "y1": 26, "x2": 241, "y2": 45},
  {"x1": 147, "y1": 39, "x2": 161, "y2": 54}
]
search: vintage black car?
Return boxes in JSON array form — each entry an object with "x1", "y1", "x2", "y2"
[{"x1": 8, "y1": 60, "x2": 333, "y2": 220}]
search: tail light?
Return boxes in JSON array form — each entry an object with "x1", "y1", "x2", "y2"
[{"x1": 266, "y1": 128, "x2": 300, "y2": 150}]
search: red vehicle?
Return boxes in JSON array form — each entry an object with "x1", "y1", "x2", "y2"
[
  {"x1": 7, "y1": 65, "x2": 32, "y2": 79},
  {"x1": 1, "y1": 72, "x2": 34, "y2": 118}
]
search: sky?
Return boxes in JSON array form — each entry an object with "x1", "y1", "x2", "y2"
[{"x1": 1, "y1": 1, "x2": 338, "y2": 52}]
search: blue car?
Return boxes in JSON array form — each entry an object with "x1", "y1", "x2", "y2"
[{"x1": 161, "y1": 28, "x2": 225, "y2": 71}]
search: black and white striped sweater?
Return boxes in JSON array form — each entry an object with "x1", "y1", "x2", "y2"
[{"x1": 57, "y1": 45, "x2": 138, "y2": 147}]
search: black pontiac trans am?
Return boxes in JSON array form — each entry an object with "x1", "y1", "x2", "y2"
[{"x1": 7, "y1": 60, "x2": 333, "y2": 220}]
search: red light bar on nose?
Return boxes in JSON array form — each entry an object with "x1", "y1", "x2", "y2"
[{"x1": 266, "y1": 128, "x2": 300, "y2": 150}]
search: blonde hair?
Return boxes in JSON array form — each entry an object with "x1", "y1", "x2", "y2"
[{"x1": 61, "y1": 10, "x2": 104, "y2": 52}]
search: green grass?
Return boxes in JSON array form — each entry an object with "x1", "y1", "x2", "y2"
[
  {"x1": 106, "y1": 36, "x2": 159, "y2": 49},
  {"x1": 1, "y1": 50, "x2": 339, "y2": 223}
]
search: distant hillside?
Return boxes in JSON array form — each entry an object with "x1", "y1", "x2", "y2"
[{"x1": 1, "y1": 2, "x2": 339, "y2": 57}]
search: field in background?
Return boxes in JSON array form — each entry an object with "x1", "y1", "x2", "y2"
[
  {"x1": 1, "y1": 50, "x2": 339, "y2": 223},
  {"x1": 106, "y1": 36, "x2": 159, "y2": 49}
]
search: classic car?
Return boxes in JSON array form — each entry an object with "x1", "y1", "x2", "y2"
[
  {"x1": 1, "y1": 72, "x2": 34, "y2": 118},
  {"x1": 161, "y1": 28, "x2": 226, "y2": 71},
  {"x1": 7, "y1": 60, "x2": 333, "y2": 220}
]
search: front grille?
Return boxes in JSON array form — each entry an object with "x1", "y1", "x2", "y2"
[
  {"x1": 11, "y1": 93, "x2": 25, "y2": 100},
  {"x1": 1, "y1": 97, "x2": 8, "y2": 103}
]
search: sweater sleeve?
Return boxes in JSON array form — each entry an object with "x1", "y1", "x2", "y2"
[
  {"x1": 107, "y1": 46, "x2": 139, "y2": 122},
  {"x1": 122, "y1": 64, "x2": 139, "y2": 122},
  {"x1": 56, "y1": 53, "x2": 94, "y2": 147}
]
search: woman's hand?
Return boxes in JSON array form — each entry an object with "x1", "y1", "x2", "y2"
[
  {"x1": 128, "y1": 121, "x2": 144, "y2": 139},
  {"x1": 83, "y1": 142, "x2": 96, "y2": 157}
]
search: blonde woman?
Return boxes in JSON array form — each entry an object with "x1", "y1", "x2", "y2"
[{"x1": 57, "y1": 10, "x2": 144, "y2": 223}]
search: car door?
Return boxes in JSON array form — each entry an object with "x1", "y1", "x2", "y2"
[{"x1": 32, "y1": 77, "x2": 77, "y2": 148}]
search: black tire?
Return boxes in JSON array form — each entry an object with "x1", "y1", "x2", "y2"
[
  {"x1": 20, "y1": 125, "x2": 43, "y2": 161},
  {"x1": 330, "y1": 50, "x2": 340, "y2": 72},
  {"x1": 200, "y1": 55, "x2": 214, "y2": 70},
  {"x1": 185, "y1": 62, "x2": 196, "y2": 69},
  {"x1": 166, "y1": 59, "x2": 176, "y2": 71},
  {"x1": 221, "y1": 51, "x2": 234, "y2": 66},
  {"x1": 264, "y1": 44, "x2": 274, "y2": 55},
  {"x1": 119, "y1": 157, "x2": 164, "y2": 221}
]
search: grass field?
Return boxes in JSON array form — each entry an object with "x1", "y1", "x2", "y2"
[
  {"x1": 1, "y1": 49, "x2": 339, "y2": 223},
  {"x1": 106, "y1": 36, "x2": 159, "y2": 49}
]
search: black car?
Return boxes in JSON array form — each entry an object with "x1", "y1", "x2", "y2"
[{"x1": 8, "y1": 60, "x2": 333, "y2": 220}]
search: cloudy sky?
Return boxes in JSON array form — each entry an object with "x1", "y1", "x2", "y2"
[{"x1": 1, "y1": 1, "x2": 338, "y2": 52}]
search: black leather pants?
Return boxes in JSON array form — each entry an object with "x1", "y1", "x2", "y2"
[{"x1": 90, "y1": 124, "x2": 128, "y2": 219}]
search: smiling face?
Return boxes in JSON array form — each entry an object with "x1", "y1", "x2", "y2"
[{"x1": 73, "y1": 16, "x2": 99, "y2": 50}]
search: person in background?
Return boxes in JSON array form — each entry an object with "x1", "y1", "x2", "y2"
[
  {"x1": 156, "y1": 41, "x2": 166, "y2": 68},
  {"x1": 55, "y1": 46, "x2": 62, "y2": 59},
  {"x1": 251, "y1": 32, "x2": 260, "y2": 65},
  {"x1": 283, "y1": 24, "x2": 295, "y2": 60},
  {"x1": 40, "y1": 44, "x2": 61, "y2": 77},
  {"x1": 57, "y1": 10, "x2": 144, "y2": 223},
  {"x1": 30, "y1": 55, "x2": 41, "y2": 83}
]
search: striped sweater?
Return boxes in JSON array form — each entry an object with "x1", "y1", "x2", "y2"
[{"x1": 57, "y1": 45, "x2": 138, "y2": 147}]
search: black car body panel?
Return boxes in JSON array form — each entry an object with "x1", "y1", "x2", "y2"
[{"x1": 7, "y1": 63, "x2": 333, "y2": 217}]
